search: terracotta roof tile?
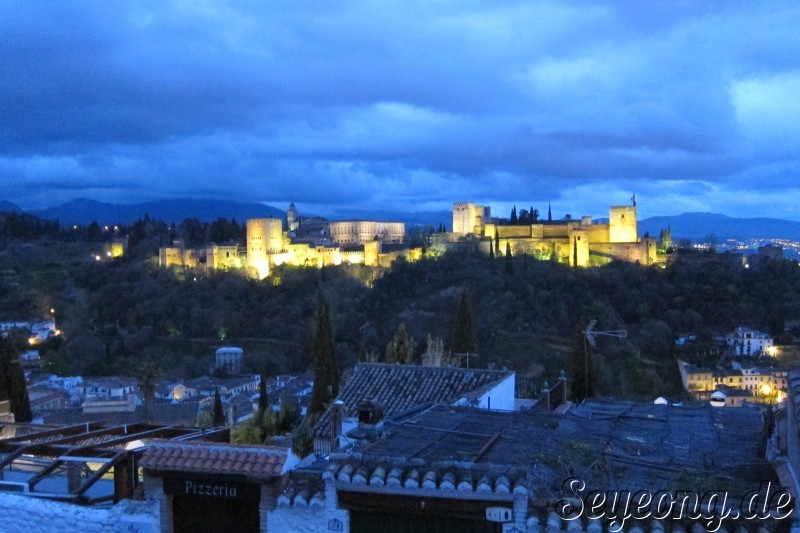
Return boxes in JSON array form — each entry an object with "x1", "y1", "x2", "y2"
[
  {"x1": 314, "y1": 363, "x2": 513, "y2": 439},
  {"x1": 140, "y1": 440, "x2": 296, "y2": 479},
  {"x1": 327, "y1": 460, "x2": 526, "y2": 497}
]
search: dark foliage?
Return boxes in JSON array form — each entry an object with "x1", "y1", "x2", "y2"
[
  {"x1": 308, "y1": 290, "x2": 338, "y2": 418},
  {"x1": 452, "y1": 288, "x2": 477, "y2": 357},
  {"x1": 5, "y1": 218, "x2": 800, "y2": 402},
  {"x1": 0, "y1": 336, "x2": 32, "y2": 422},
  {"x1": 213, "y1": 387, "x2": 225, "y2": 426}
]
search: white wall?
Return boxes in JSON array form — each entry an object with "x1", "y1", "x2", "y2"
[
  {"x1": 268, "y1": 504, "x2": 347, "y2": 533},
  {"x1": 476, "y1": 374, "x2": 516, "y2": 411}
]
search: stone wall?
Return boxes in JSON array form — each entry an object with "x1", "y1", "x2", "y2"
[
  {"x1": 0, "y1": 493, "x2": 159, "y2": 533},
  {"x1": 268, "y1": 504, "x2": 331, "y2": 533}
]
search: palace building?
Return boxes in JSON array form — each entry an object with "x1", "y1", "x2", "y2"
[
  {"x1": 451, "y1": 200, "x2": 657, "y2": 266},
  {"x1": 159, "y1": 204, "x2": 418, "y2": 279},
  {"x1": 159, "y1": 199, "x2": 658, "y2": 279}
]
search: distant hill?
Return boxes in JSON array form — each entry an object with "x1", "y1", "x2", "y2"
[
  {"x1": 30, "y1": 198, "x2": 285, "y2": 226},
  {"x1": 639, "y1": 212, "x2": 800, "y2": 241},
  {"x1": 0, "y1": 201, "x2": 22, "y2": 213},
  {"x1": 17, "y1": 198, "x2": 800, "y2": 241}
]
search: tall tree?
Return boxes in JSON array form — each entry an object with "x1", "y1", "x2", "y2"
[
  {"x1": 137, "y1": 359, "x2": 159, "y2": 423},
  {"x1": 258, "y1": 373, "x2": 268, "y2": 414},
  {"x1": 510, "y1": 206, "x2": 517, "y2": 224},
  {"x1": 386, "y1": 322, "x2": 416, "y2": 364},
  {"x1": 548, "y1": 203, "x2": 552, "y2": 221},
  {"x1": 213, "y1": 387, "x2": 226, "y2": 426},
  {"x1": 421, "y1": 335, "x2": 455, "y2": 367},
  {"x1": 569, "y1": 332, "x2": 593, "y2": 402},
  {"x1": 0, "y1": 336, "x2": 32, "y2": 422},
  {"x1": 573, "y1": 237, "x2": 578, "y2": 267},
  {"x1": 452, "y1": 289, "x2": 477, "y2": 363},
  {"x1": 505, "y1": 242, "x2": 513, "y2": 275},
  {"x1": 308, "y1": 290, "x2": 338, "y2": 419}
]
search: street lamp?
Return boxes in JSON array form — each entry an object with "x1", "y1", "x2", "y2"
[{"x1": 760, "y1": 384, "x2": 776, "y2": 405}]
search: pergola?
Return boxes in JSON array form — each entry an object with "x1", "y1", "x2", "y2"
[{"x1": 0, "y1": 421, "x2": 227, "y2": 504}]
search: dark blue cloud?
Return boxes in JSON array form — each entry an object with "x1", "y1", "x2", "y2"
[{"x1": 1, "y1": 0, "x2": 799, "y2": 219}]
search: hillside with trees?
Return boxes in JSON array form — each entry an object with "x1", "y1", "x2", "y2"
[{"x1": 3, "y1": 214, "x2": 800, "y2": 401}]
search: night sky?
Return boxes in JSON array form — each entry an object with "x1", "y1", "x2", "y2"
[{"x1": 2, "y1": 1, "x2": 799, "y2": 220}]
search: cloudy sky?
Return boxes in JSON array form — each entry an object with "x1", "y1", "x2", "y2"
[{"x1": 2, "y1": 1, "x2": 799, "y2": 220}]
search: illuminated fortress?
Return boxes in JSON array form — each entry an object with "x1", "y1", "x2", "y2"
[
  {"x1": 451, "y1": 201, "x2": 657, "y2": 266},
  {"x1": 159, "y1": 200, "x2": 659, "y2": 278},
  {"x1": 159, "y1": 205, "x2": 418, "y2": 278}
]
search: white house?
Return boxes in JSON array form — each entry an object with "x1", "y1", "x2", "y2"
[
  {"x1": 215, "y1": 346, "x2": 244, "y2": 374},
  {"x1": 725, "y1": 327, "x2": 774, "y2": 356}
]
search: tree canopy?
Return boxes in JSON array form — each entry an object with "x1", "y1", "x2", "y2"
[
  {"x1": 0, "y1": 336, "x2": 32, "y2": 422},
  {"x1": 308, "y1": 290, "x2": 338, "y2": 418}
]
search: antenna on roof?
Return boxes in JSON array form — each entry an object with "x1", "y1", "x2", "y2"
[
  {"x1": 580, "y1": 320, "x2": 628, "y2": 401},
  {"x1": 583, "y1": 319, "x2": 627, "y2": 348}
]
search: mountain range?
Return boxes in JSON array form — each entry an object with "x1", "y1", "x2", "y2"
[
  {"x1": 27, "y1": 198, "x2": 284, "y2": 226},
  {"x1": 2, "y1": 198, "x2": 800, "y2": 242},
  {"x1": 638, "y1": 213, "x2": 800, "y2": 242}
]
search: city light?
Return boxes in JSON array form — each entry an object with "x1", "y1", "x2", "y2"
[{"x1": 766, "y1": 346, "x2": 778, "y2": 357}]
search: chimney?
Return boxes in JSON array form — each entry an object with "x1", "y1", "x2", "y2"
[
  {"x1": 543, "y1": 381, "x2": 550, "y2": 412},
  {"x1": 357, "y1": 398, "x2": 384, "y2": 424},
  {"x1": 332, "y1": 400, "x2": 344, "y2": 443},
  {"x1": 356, "y1": 398, "x2": 385, "y2": 441}
]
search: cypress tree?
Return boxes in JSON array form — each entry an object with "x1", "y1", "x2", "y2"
[
  {"x1": 510, "y1": 206, "x2": 517, "y2": 224},
  {"x1": 569, "y1": 332, "x2": 593, "y2": 402},
  {"x1": 137, "y1": 360, "x2": 159, "y2": 423},
  {"x1": 309, "y1": 290, "x2": 338, "y2": 418},
  {"x1": 213, "y1": 387, "x2": 225, "y2": 426},
  {"x1": 489, "y1": 240, "x2": 494, "y2": 259},
  {"x1": 573, "y1": 237, "x2": 578, "y2": 267},
  {"x1": 452, "y1": 289, "x2": 477, "y2": 363},
  {"x1": 505, "y1": 242, "x2": 513, "y2": 274},
  {"x1": 0, "y1": 336, "x2": 32, "y2": 422},
  {"x1": 548, "y1": 203, "x2": 552, "y2": 221},
  {"x1": 258, "y1": 373, "x2": 268, "y2": 414},
  {"x1": 386, "y1": 322, "x2": 416, "y2": 364}
]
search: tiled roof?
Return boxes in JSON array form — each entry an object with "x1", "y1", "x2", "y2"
[
  {"x1": 140, "y1": 440, "x2": 296, "y2": 479},
  {"x1": 41, "y1": 402, "x2": 201, "y2": 426},
  {"x1": 277, "y1": 474, "x2": 326, "y2": 507},
  {"x1": 314, "y1": 363, "x2": 513, "y2": 438},
  {"x1": 324, "y1": 460, "x2": 527, "y2": 497},
  {"x1": 355, "y1": 401, "x2": 776, "y2": 499}
]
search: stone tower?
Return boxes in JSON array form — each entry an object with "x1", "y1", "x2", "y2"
[
  {"x1": 287, "y1": 202, "x2": 299, "y2": 232},
  {"x1": 246, "y1": 218, "x2": 282, "y2": 278},
  {"x1": 608, "y1": 206, "x2": 638, "y2": 243},
  {"x1": 452, "y1": 202, "x2": 490, "y2": 236}
]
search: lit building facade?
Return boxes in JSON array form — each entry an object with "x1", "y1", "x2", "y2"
[
  {"x1": 328, "y1": 220, "x2": 405, "y2": 245},
  {"x1": 452, "y1": 202, "x2": 490, "y2": 236},
  {"x1": 453, "y1": 202, "x2": 657, "y2": 267},
  {"x1": 725, "y1": 327, "x2": 774, "y2": 356},
  {"x1": 215, "y1": 346, "x2": 244, "y2": 375}
]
